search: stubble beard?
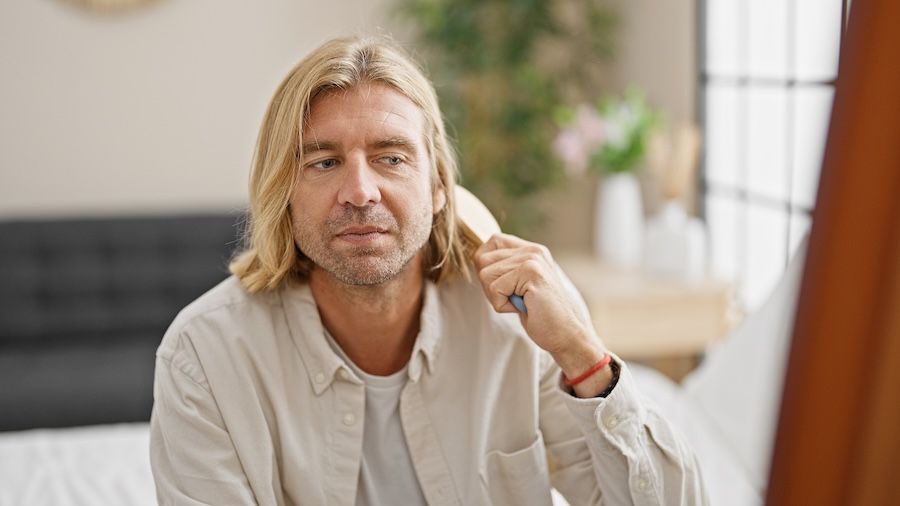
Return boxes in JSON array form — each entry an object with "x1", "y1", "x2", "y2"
[{"x1": 295, "y1": 204, "x2": 433, "y2": 286}]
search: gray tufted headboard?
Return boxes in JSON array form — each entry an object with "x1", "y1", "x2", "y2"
[{"x1": 0, "y1": 213, "x2": 243, "y2": 431}]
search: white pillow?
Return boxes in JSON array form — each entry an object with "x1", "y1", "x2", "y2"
[{"x1": 681, "y1": 238, "x2": 808, "y2": 493}]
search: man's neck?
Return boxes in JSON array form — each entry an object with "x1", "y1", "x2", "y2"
[{"x1": 309, "y1": 260, "x2": 425, "y2": 377}]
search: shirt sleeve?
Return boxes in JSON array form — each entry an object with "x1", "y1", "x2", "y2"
[
  {"x1": 539, "y1": 353, "x2": 709, "y2": 505},
  {"x1": 149, "y1": 336, "x2": 259, "y2": 506}
]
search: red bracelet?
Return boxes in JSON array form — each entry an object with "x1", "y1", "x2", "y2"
[{"x1": 563, "y1": 354, "x2": 612, "y2": 387}]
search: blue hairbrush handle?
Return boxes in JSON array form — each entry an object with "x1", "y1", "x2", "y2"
[{"x1": 509, "y1": 294, "x2": 527, "y2": 314}]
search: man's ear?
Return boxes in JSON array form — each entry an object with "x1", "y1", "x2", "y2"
[{"x1": 432, "y1": 185, "x2": 447, "y2": 215}]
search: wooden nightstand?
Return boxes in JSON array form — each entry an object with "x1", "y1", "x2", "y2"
[{"x1": 556, "y1": 252, "x2": 739, "y2": 380}]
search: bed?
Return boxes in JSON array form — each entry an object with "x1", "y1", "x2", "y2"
[
  {"x1": 0, "y1": 213, "x2": 241, "y2": 506},
  {"x1": 0, "y1": 214, "x2": 242, "y2": 432},
  {"x1": 0, "y1": 213, "x2": 806, "y2": 505}
]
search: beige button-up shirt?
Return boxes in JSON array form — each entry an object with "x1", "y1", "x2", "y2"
[{"x1": 150, "y1": 276, "x2": 706, "y2": 505}]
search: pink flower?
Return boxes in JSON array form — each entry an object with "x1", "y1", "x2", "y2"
[
  {"x1": 553, "y1": 89, "x2": 657, "y2": 175},
  {"x1": 574, "y1": 104, "x2": 606, "y2": 146},
  {"x1": 553, "y1": 104, "x2": 608, "y2": 177},
  {"x1": 552, "y1": 128, "x2": 589, "y2": 176}
]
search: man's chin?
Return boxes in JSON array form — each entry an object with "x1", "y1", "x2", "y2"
[{"x1": 320, "y1": 257, "x2": 405, "y2": 287}]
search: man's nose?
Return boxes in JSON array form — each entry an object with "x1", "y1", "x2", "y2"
[{"x1": 337, "y1": 154, "x2": 382, "y2": 207}]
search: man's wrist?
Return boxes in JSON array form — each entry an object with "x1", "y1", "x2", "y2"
[
  {"x1": 593, "y1": 360, "x2": 620, "y2": 398},
  {"x1": 567, "y1": 358, "x2": 616, "y2": 398}
]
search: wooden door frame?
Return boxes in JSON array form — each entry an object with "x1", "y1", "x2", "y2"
[{"x1": 766, "y1": 0, "x2": 900, "y2": 503}]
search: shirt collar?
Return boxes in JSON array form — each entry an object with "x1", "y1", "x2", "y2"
[
  {"x1": 278, "y1": 280, "x2": 445, "y2": 394},
  {"x1": 407, "y1": 281, "x2": 443, "y2": 382}
]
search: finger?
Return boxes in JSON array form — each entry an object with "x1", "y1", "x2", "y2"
[
  {"x1": 482, "y1": 266, "x2": 531, "y2": 314},
  {"x1": 476, "y1": 251, "x2": 521, "y2": 310},
  {"x1": 475, "y1": 232, "x2": 531, "y2": 255},
  {"x1": 474, "y1": 238, "x2": 552, "y2": 272},
  {"x1": 476, "y1": 243, "x2": 554, "y2": 298},
  {"x1": 478, "y1": 253, "x2": 550, "y2": 311}
]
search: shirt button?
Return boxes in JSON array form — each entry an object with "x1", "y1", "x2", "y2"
[
  {"x1": 338, "y1": 369, "x2": 350, "y2": 380},
  {"x1": 637, "y1": 478, "x2": 648, "y2": 491},
  {"x1": 343, "y1": 413, "x2": 356, "y2": 426},
  {"x1": 606, "y1": 416, "x2": 620, "y2": 429},
  {"x1": 314, "y1": 373, "x2": 326, "y2": 384}
]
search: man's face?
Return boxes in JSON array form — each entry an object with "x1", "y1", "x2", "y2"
[{"x1": 290, "y1": 82, "x2": 446, "y2": 286}]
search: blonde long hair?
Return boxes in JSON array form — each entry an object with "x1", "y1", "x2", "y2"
[{"x1": 229, "y1": 36, "x2": 473, "y2": 293}]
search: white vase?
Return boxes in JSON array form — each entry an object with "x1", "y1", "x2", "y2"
[
  {"x1": 594, "y1": 172, "x2": 644, "y2": 267},
  {"x1": 643, "y1": 200, "x2": 709, "y2": 280}
]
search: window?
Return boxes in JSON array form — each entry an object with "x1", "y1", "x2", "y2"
[{"x1": 699, "y1": 0, "x2": 848, "y2": 310}]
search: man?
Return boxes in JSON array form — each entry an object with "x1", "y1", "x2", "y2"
[{"x1": 150, "y1": 36, "x2": 707, "y2": 505}]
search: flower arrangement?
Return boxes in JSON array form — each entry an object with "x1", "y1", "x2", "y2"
[{"x1": 552, "y1": 87, "x2": 659, "y2": 177}]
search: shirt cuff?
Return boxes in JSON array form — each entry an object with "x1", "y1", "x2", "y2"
[{"x1": 556, "y1": 356, "x2": 649, "y2": 448}]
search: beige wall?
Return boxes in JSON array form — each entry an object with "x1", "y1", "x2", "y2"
[
  {"x1": 0, "y1": 0, "x2": 396, "y2": 218},
  {"x1": 0, "y1": 0, "x2": 696, "y2": 252},
  {"x1": 617, "y1": 0, "x2": 697, "y2": 125}
]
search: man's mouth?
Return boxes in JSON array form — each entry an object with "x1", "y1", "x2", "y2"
[
  {"x1": 338, "y1": 225, "x2": 387, "y2": 235},
  {"x1": 335, "y1": 225, "x2": 388, "y2": 242}
]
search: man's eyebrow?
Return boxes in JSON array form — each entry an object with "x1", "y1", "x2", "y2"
[
  {"x1": 372, "y1": 137, "x2": 418, "y2": 151},
  {"x1": 300, "y1": 140, "x2": 337, "y2": 156},
  {"x1": 300, "y1": 137, "x2": 417, "y2": 155}
]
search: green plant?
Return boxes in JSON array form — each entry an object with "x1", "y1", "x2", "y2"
[
  {"x1": 395, "y1": 0, "x2": 616, "y2": 236},
  {"x1": 553, "y1": 87, "x2": 660, "y2": 176}
]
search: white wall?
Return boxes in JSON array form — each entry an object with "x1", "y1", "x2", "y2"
[{"x1": 0, "y1": 0, "x2": 395, "y2": 218}]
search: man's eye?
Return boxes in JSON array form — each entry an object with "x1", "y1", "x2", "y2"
[
  {"x1": 312, "y1": 159, "x2": 337, "y2": 170},
  {"x1": 383, "y1": 156, "x2": 402, "y2": 166}
]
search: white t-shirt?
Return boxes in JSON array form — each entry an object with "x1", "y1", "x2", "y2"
[{"x1": 324, "y1": 331, "x2": 427, "y2": 506}]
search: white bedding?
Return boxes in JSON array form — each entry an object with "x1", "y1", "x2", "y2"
[
  {"x1": 0, "y1": 423, "x2": 155, "y2": 506},
  {"x1": 629, "y1": 365, "x2": 762, "y2": 506},
  {"x1": 0, "y1": 242, "x2": 806, "y2": 506}
]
